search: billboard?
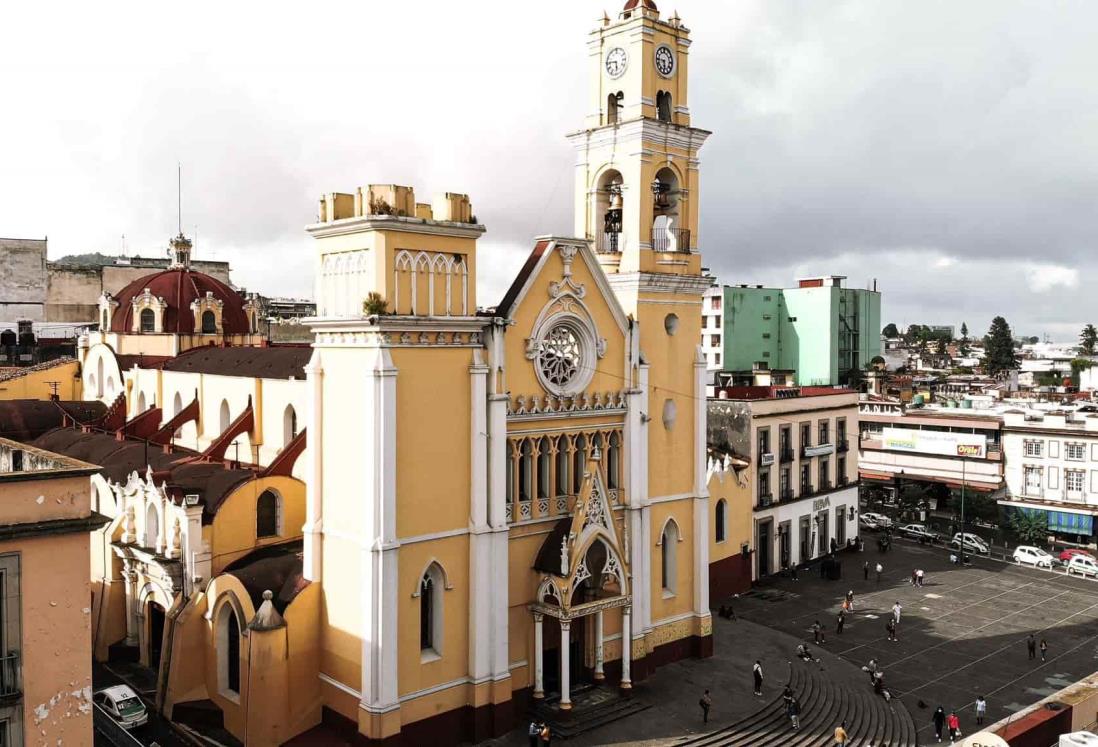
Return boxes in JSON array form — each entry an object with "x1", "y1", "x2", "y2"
[{"x1": 882, "y1": 427, "x2": 987, "y2": 459}]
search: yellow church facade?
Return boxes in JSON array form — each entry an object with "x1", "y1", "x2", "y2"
[{"x1": 301, "y1": 2, "x2": 714, "y2": 742}]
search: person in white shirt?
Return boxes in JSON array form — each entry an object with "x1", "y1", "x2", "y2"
[
  {"x1": 892, "y1": 601, "x2": 902, "y2": 624},
  {"x1": 975, "y1": 695, "x2": 988, "y2": 725}
]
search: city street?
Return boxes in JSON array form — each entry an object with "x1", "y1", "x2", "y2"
[{"x1": 92, "y1": 662, "x2": 191, "y2": 747}]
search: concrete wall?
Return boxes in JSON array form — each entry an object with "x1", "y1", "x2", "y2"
[{"x1": 0, "y1": 238, "x2": 48, "y2": 322}]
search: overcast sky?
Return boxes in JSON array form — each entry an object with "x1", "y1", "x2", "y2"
[{"x1": 2, "y1": 1, "x2": 1095, "y2": 341}]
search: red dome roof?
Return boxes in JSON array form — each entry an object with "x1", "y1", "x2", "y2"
[
  {"x1": 110, "y1": 268, "x2": 250, "y2": 335},
  {"x1": 623, "y1": 0, "x2": 658, "y2": 11}
]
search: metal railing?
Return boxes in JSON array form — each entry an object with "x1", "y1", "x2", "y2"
[
  {"x1": 837, "y1": 439, "x2": 849, "y2": 453},
  {"x1": 595, "y1": 231, "x2": 624, "y2": 254},
  {"x1": 779, "y1": 447, "x2": 795, "y2": 463},
  {"x1": 652, "y1": 227, "x2": 691, "y2": 252},
  {"x1": 779, "y1": 488, "x2": 794, "y2": 502},
  {"x1": 758, "y1": 492, "x2": 773, "y2": 508},
  {"x1": 0, "y1": 652, "x2": 19, "y2": 696}
]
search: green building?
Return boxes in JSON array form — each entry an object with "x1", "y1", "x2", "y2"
[{"x1": 701, "y1": 276, "x2": 881, "y2": 386}]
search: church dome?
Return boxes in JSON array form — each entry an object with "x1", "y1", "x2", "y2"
[
  {"x1": 109, "y1": 234, "x2": 251, "y2": 335},
  {"x1": 623, "y1": 0, "x2": 658, "y2": 11}
]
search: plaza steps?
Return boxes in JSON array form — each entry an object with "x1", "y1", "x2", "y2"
[
  {"x1": 677, "y1": 662, "x2": 919, "y2": 746},
  {"x1": 529, "y1": 684, "x2": 651, "y2": 740}
]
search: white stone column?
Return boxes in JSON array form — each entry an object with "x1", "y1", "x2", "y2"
[
  {"x1": 559, "y1": 620, "x2": 572, "y2": 710},
  {"x1": 468, "y1": 352, "x2": 492, "y2": 683},
  {"x1": 122, "y1": 565, "x2": 138, "y2": 646},
  {"x1": 621, "y1": 606, "x2": 632, "y2": 689},
  {"x1": 303, "y1": 350, "x2": 324, "y2": 581},
  {"x1": 533, "y1": 613, "x2": 545, "y2": 699},
  {"x1": 594, "y1": 610, "x2": 605, "y2": 681}
]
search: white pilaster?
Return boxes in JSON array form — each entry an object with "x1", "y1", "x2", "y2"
[
  {"x1": 360, "y1": 347, "x2": 400, "y2": 716},
  {"x1": 594, "y1": 610, "x2": 605, "y2": 681},
  {"x1": 122, "y1": 563, "x2": 138, "y2": 646},
  {"x1": 621, "y1": 606, "x2": 632, "y2": 689},
  {"x1": 693, "y1": 346, "x2": 710, "y2": 617},
  {"x1": 559, "y1": 619, "x2": 572, "y2": 710},
  {"x1": 533, "y1": 613, "x2": 544, "y2": 699},
  {"x1": 486, "y1": 333, "x2": 512, "y2": 685},
  {"x1": 468, "y1": 352, "x2": 492, "y2": 683},
  {"x1": 303, "y1": 350, "x2": 324, "y2": 581},
  {"x1": 627, "y1": 362, "x2": 652, "y2": 637}
]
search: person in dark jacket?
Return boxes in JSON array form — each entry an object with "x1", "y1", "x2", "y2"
[{"x1": 932, "y1": 706, "x2": 946, "y2": 742}]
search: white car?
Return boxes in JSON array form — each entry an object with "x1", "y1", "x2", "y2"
[
  {"x1": 1066, "y1": 555, "x2": 1098, "y2": 578},
  {"x1": 1013, "y1": 545, "x2": 1054, "y2": 568},
  {"x1": 93, "y1": 685, "x2": 148, "y2": 729},
  {"x1": 949, "y1": 532, "x2": 990, "y2": 555},
  {"x1": 861, "y1": 512, "x2": 892, "y2": 529},
  {"x1": 859, "y1": 515, "x2": 879, "y2": 530},
  {"x1": 898, "y1": 523, "x2": 940, "y2": 543}
]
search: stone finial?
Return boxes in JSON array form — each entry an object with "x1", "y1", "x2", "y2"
[{"x1": 248, "y1": 589, "x2": 286, "y2": 631}]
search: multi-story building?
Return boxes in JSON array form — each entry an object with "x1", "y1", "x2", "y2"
[
  {"x1": 701, "y1": 276, "x2": 881, "y2": 385},
  {"x1": 858, "y1": 402, "x2": 1006, "y2": 505},
  {"x1": 1001, "y1": 409, "x2": 1098, "y2": 542},
  {"x1": 708, "y1": 385, "x2": 860, "y2": 580},
  {"x1": 0, "y1": 437, "x2": 106, "y2": 746}
]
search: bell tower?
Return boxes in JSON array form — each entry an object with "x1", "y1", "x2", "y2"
[{"x1": 568, "y1": 0, "x2": 711, "y2": 278}]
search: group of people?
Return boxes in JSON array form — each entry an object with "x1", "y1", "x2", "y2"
[
  {"x1": 526, "y1": 720, "x2": 553, "y2": 746},
  {"x1": 931, "y1": 704, "x2": 976, "y2": 744}
]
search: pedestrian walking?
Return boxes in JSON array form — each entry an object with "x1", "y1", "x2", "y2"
[
  {"x1": 528, "y1": 719, "x2": 542, "y2": 747},
  {"x1": 699, "y1": 689, "x2": 712, "y2": 723},
  {"x1": 812, "y1": 619, "x2": 823, "y2": 645},
  {"x1": 753, "y1": 660, "x2": 763, "y2": 696},
  {"x1": 876, "y1": 561, "x2": 883, "y2": 582},
  {"x1": 863, "y1": 560, "x2": 870, "y2": 580},
  {"x1": 837, "y1": 608, "x2": 846, "y2": 634},
  {"x1": 975, "y1": 695, "x2": 987, "y2": 726},
  {"x1": 886, "y1": 616, "x2": 897, "y2": 642},
  {"x1": 539, "y1": 722, "x2": 553, "y2": 746},
  {"x1": 846, "y1": 589, "x2": 856, "y2": 611},
  {"x1": 892, "y1": 601, "x2": 902, "y2": 625},
  {"x1": 932, "y1": 706, "x2": 946, "y2": 742},
  {"x1": 787, "y1": 696, "x2": 801, "y2": 730},
  {"x1": 916, "y1": 568, "x2": 925, "y2": 587},
  {"x1": 834, "y1": 719, "x2": 849, "y2": 745},
  {"x1": 947, "y1": 711, "x2": 960, "y2": 743},
  {"x1": 911, "y1": 569, "x2": 918, "y2": 586},
  {"x1": 791, "y1": 564, "x2": 799, "y2": 581},
  {"x1": 1040, "y1": 638, "x2": 1048, "y2": 662},
  {"x1": 1027, "y1": 633, "x2": 1037, "y2": 660}
]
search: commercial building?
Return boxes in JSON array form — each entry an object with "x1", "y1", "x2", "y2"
[
  {"x1": 1000, "y1": 409, "x2": 1098, "y2": 542},
  {"x1": 0, "y1": 436, "x2": 106, "y2": 746},
  {"x1": 701, "y1": 276, "x2": 881, "y2": 385},
  {"x1": 858, "y1": 400, "x2": 1006, "y2": 510},
  {"x1": 708, "y1": 385, "x2": 860, "y2": 581}
]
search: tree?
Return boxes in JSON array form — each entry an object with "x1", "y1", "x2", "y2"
[
  {"x1": 839, "y1": 367, "x2": 866, "y2": 389},
  {"x1": 984, "y1": 316, "x2": 1018, "y2": 375},
  {"x1": 1080, "y1": 324, "x2": 1098, "y2": 355},
  {"x1": 1010, "y1": 510, "x2": 1048, "y2": 547},
  {"x1": 935, "y1": 338, "x2": 948, "y2": 356},
  {"x1": 882, "y1": 323, "x2": 899, "y2": 338},
  {"x1": 362, "y1": 292, "x2": 389, "y2": 316},
  {"x1": 960, "y1": 322, "x2": 968, "y2": 340}
]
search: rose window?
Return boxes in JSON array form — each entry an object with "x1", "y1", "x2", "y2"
[{"x1": 538, "y1": 324, "x2": 583, "y2": 389}]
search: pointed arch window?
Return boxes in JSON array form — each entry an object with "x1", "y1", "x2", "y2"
[
  {"x1": 656, "y1": 90, "x2": 673, "y2": 123},
  {"x1": 572, "y1": 434, "x2": 588, "y2": 494},
  {"x1": 608, "y1": 432, "x2": 621, "y2": 490},
  {"x1": 715, "y1": 499, "x2": 727, "y2": 543},
  {"x1": 219, "y1": 400, "x2": 231, "y2": 434},
  {"x1": 555, "y1": 437, "x2": 570, "y2": 497},
  {"x1": 145, "y1": 503, "x2": 159, "y2": 550},
  {"x1": 418, "y1": 563, "x2": 445, "y2": 660},
  {"x1": 537, "y1": 437, "x2": 551, "y2": 500},
  {"x1": 283, "y1": 405, "x2": 298, "y2": 447},
  {"x1": 661, "y1": 520, "x2": 679, "y2": 595},
  {"x1": 217, "y1": 603, "x2": 242, "y2": 697},
  {"x1": 519, "y1": 439, "x2": 533, "y2": 502}
]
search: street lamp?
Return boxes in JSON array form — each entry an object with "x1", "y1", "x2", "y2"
[{"x1": 958, "y1": 457, "x2": 966, "y2": 565}]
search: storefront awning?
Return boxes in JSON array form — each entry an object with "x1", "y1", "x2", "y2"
[{"x1": 1014, "y1": 506, "x2": 1094, "y2": 535}]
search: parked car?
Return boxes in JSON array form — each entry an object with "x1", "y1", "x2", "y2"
[
  {"x1": 861, "y1": 512, "x2": 892, "y2": 529},
  {"x1": 1059, "y1": 548, "x2": 1095, "y2": 563},
  {"x1": 93, "y1": 685, "x2": 148, "y2": 729},
  {"x1": 1066, "y1": 554, "x2": 1098, "y2": 578},
  {"x1": 949, "y1": 532, "x2": 990, "y2": 555},
  {"x1": 1013, "y1": 545, "x2": 1055, "y2": 568},
  {"x1": 898, "y1": 523, "x2": 940, "y2": 543}
]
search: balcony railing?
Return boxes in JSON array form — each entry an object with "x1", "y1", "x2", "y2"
[
  {"x1": 0, "y1": 652, "x2": 20, "y2": 697},
  {"x1": 652, "y1": 227, "x2": 691, "y2": 253},
  {"x1": 779, "y1": 488, "x2": 794, "y2": 502},
  {"x1": 758, "y1": 492, "x2": 773, "y2": 508},
  {"x1": 779, "y1": 447, "x2": 794, "y2": 463},
  {"x1": 837, "y1": 439, "x2": 849, "y2": 453},
  {"x1": 595, "y1": 231, "x2": 624, "y2": 254}
]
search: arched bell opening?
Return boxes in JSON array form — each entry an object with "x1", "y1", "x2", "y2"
[
  {"x1": 651, "y1": 166, "x2": 688, "y2": 252},
  {"x1": 595, "y1": 169, "x2": 624, "y2": 253}
]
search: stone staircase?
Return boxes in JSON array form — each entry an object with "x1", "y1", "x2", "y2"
[
  {"x1": 529, "y1": 683, "x2": 651, "y2": 740},
  {"x1": 678, "y1": 663, "x2": 919, "y2": 746}
]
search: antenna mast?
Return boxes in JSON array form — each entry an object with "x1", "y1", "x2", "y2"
[{"x1": 177, "y1": 163, "x2": 182, "y2": 235}]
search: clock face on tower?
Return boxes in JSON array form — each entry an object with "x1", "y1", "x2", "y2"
[
  {"x1": 655, "y1": 44, "x2": 675, "y2": 77},
  {"x1": 605, "y1": 47, "x2": 628, "y2": 79}
]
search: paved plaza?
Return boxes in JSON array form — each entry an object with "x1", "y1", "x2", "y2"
[{"x1": 732, "y1": 538, "x2": 1098, "y2": 741}]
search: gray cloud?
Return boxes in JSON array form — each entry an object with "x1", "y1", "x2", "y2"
[{"x1": 1, "y1": 1, "x2": 1094, "y2": 340}]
